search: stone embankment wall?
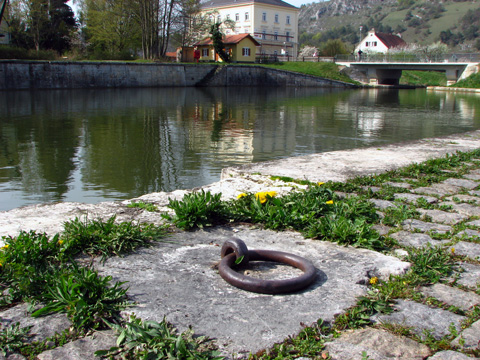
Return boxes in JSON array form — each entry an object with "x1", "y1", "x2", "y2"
[{"x1": 0, "y1": 60, "x2": 356, "y2": 90}]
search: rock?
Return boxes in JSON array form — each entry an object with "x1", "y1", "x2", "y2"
[
  {"x1": 95, "y1": 226, "x2": 410, "y2": 357},
  {"x1": 389, "y1": 231, "x2": 448, "y2": 248},
  {"x1": 428, "y1": 350, "x2": 477, "y2": 359},
  {"x1": 453, "y1": 262, "x2": 480, "y2": 288},
  {"x1": 442, "y1": 178, "x2": 479, "y2": 190},
  {"x1": 455, "y1": 228, "x2": 480, "y2": 239},
  {"x1": 442, "y1": 202, "x2": 480, "y2": 217},
  {"x1": 417, "y1": 209, "x2": 468, "y2": 225},
  {"x1": 419, "y1": 284, "x2": 480, "y2": 311},
  {"x1": 37, "y1": 330, "x2": 117, "y2": 360},
  {"x1": 394, "y1": 193, "x2": 438, "y2": 204},
  {"x1": 465, "y1": 219, "x2": 480, "y2": 227},
  {"x1": 451, "y1": 320, "x2": 480, "y2": 351},
  {"x1": 372, "y1": 300, "x2": 465, "y2": 340},
  {"x1": 401, "y1": 219, "x2": 452, "y2": 234},
  {"x1": 462, "y1": 174, "x2": 480, "y2": 181},
  {"x1": 370, "y1": 199, "x2": 397, "y2": 210},
  {"x1": 450, "y1": 242, "x2": 480, "y2": 260},
  {"x1": 384, "y1": 182, "x2": 412, "y2": 189},
  {"x1": 324, "y1": 328, "x2": 431, "y2": 360},
  {"x1": 414, "y1": 183, "x2": 461, "y2": 197},
  {"x1": 372, "y1": 224, "x2": 391, "y2": 236},
  {"x1": 0, "y1": 303, "x2": 71, "y2": 343},
  {"x1": 445, "y1": 194, "x2": 480, "y2": 204}
]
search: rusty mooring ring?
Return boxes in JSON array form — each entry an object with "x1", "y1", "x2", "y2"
[{"x1": 218, "y1": 238, "x2": 317, "y2": 294}]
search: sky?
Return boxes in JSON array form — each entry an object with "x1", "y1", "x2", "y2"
[{"x1": 287, "y1": 0, "x2": 326, "y2": 9}]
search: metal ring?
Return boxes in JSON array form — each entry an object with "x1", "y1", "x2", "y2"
[{"x1": 219, "y1": 239, "x2": 317, "y2": 294}]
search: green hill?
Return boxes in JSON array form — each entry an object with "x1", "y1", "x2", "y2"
[{"x1": 299, "y1": 0, "x2": 480, "y2": 52}]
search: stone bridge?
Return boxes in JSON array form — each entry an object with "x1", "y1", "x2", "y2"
[{"x1": 336, "y1": 60, "x2": 479, "y2": 86}]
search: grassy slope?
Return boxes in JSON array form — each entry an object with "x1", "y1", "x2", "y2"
[
  {"x1": 453, "y1": 72, "x2": 480, "y2": 88},
  {"x1": 260, "y1": 62, "x2": 358, "y2": 84},
  {"x1": 400, "y1": 70, "x2": 447, "y2": 86}
]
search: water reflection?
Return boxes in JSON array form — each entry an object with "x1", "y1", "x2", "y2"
[{"x1": 0, "y1": 87, "x2": 479, "y2": 211}]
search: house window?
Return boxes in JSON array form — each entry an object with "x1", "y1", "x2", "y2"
[
  {"x1": 245, "y1": 12, "x2": 249, "y2": 21},
  {"x1": 217, "y1": 15, "x2": 221, "y2": 23},
  {"x1": 365, "y1": 42, "x2": 369, "y2": 47},
  {"x1": 286, "y1": 15, "x2": 290, "y2": 24},
  {"x1": 275, "y1": 14, "x2": 279, "y2": 23},
  {"x1": 285, "y1": 31, "x2": 290, "y2": 41},
  {"x1": 226, "y1": 14, "x2": 230, "y2": 20},
  {"x1": 262, "y1": 30, "x2": 266, "y2": 39},
  {"x1": 262, "y1": 12, "x2": 266, "y2": 21},
  {"x1": 202, "y1": 49, "x2": 209, "y2": 57},
  {"x1": 274, "y1": 31, "x2": 278, "y2": 40},
  {"x1": 373, "y1": 41, "x2": 377, "y2": 46},
  {"x1": 242, "y1": 47, "x2": 251, "y2": 56},
  {"x1": 235, "y1": 13, "x2": 239, "y2": 21},
  {"x1": 274, "y1": 50, "x2": 278, "y2": 55}
]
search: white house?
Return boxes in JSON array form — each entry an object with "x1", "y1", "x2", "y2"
[
  {"x1": 200, "y1": 0, "x2": 299, "y2": 57},
  {"x1": 355, "y1": 29, "x2": 406, "y2": 54}
]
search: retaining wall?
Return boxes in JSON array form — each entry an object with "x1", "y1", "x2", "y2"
[{"x1": 0, "y1": 60, "x2": 356, "y2": 90}]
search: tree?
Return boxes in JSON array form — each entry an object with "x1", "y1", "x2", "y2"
[
  {"x1": 209, "y1": 22, "x2": 229, "y2": 62},
  {"x1": 84, "y1": 0, "x2": 139, "y2": 56},
  {"x1": 321, "y1": 39, "x2": 349, "y2": 57}
]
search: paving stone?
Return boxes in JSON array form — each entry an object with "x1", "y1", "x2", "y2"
[
  {"x1": 418, "y1": 208, "x2": 469, "y2": 225},
  {"x1": 468, "y1": 168, "x2": 480, "y2": 176},
  {"x1": 463, "y1": 174, "x2": 480, "y2": 181},
  {"x1": 370, "y1": 199, "x2": 397, "y2": 210},
  {"x1": 361, "y1": 186, "x2": 382, "y2": 193},
  {"x1": 372, "y1": 300, "x2": 465, "y2": 340},
  {"x1": 372, "y1": 224, "x2": 392, "y2": 236},
  {"x1": 452, "y1": 320, "x2": 480, "y2": 351},
  {"x1": 394, "y1": 193, "x2": 438, "y2": 204},
  {"x1": 445, "y1": 194, "x2": 480, "y2": 204},
  {"x1": 37, "y1": 330, "x2": 117, "y2": 360},
  {"x1": 384, "y1": 181, "x2": 412, "y2": 189},
  {"x1": 96, "y1": 226, "x2": 410, "y2": 357},
  {"x1": 469, "y1": 190, "x2": 480, "y2": 197},
  {"x1": 402, "y1": 219, "x2": 452, "y2": 234},
  {"x1": 450, "y1": 242, "x2": 480, "y2": 260},
  {"x1": 0, "y1": 354, "x2": 27, "y2": 360},
  {"x1": 455, "y1": 228, "x2": 480, "y2": 239},
  {"x1": 389, "y1": 231, "x2": 449, "y2": 248},
  {"x1": 428, "y1": 350, "x2": 478, "y2": 359},
  {"x1": 419, "y1": 284, "x2": 480, "y2": 311},
  {"x1": 324, "y1": 328, "x2": 430, "y2": 360},
  {"x1": 324, "y1": 327, "x2": 431, "y2": 360},
  {"x1": 414, "y1": 183, "x2": 462, "y2": 197},
  {"x1": 454, "y1": 262, "x2": 480, "y2": 288},
  {"x1": 0, "y1": 303, "x2": 71, "y2": 343},
  {"x1": 466, "y1": 219, "x2": 480, "y2": 228},
  {"x1": 442, "y1": 202, "x2": 480, "y2": 217},
  {"x1": 443, "y1": 178, "x2": 479, "y2": 190}
]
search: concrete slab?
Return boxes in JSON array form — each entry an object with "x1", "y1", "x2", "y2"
[
  {"x1": 95, "y1": 225, "x2": 410, "y2": 358},
  {"x1": 221, "y1": 131, "x2": 480, "y2": 184}
]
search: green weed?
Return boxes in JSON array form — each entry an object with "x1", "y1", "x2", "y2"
[
  {"x1": 32, "y1": 264, "x2": 128, "y2": 330},
  {"x1": 163, "y1": 190, "x2": 227, "y2": 230},
  {"x1": 96, "y1": 315, "x2": 223, "y2": 359},
  {"x1": 61, "y1": 216, "x2": 167, "y2": 261},
  {"x1": 405, "y1": 245, "x2": 455, "y2": 285},
  {"x1": 127, "y1": 201, "x2": 159, "y2": 212},
  {"x1": 0, "y1": 322, "x2": 31, "y2": 356}
]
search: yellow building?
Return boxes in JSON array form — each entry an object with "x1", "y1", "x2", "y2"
[
  {"x1": 194, "y1": 33, "x2": 260, "y2": 63},
  {"x1": 201, "y1": 0, "x2": 299, "y2": 57}
]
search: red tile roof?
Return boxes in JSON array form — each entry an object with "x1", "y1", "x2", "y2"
[
  {"x1": 195, "y1": 33, "x2": 260, "y2": 46},
  {"x1": 375, "y1": 32, "x2": 406, "y2": 49}
]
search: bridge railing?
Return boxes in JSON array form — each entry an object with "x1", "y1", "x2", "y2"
[{"x1": 335, "y1": 53, "x2": 480, "y2": 63}]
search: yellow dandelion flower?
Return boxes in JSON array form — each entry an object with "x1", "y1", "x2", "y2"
[
  {"x1": 451, "y1": 247, "x2": 455, "y2": 254},
  {"x1": 317, "y1": 182, "x2": 325, "y2": 186},
  {"x1": 255, "y1": 192, "x2": 267, "y2": 204},
  {"x1": 369, "y1": 277, "x2": 378, "y2": 285},
  {"x1": 266, "y1": 191, "x2": 277, "y2": 198},
  {"x1": 58, "y1": 240, "x2": 64, "y2": 246},
  {"x1": 326, "y1": 200, "x2": 334, "y2": 205},
  {"x1": 2, "y1": 244, "x2": 9, "y2": 250},
  {"x1": 237, "y1": 193, "x2": 247, "y2": 200}
]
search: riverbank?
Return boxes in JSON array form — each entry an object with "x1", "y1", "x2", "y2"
[
  {"x1": 1, "y1": 131, "x2": 480, "y2": 359},
  {"x1": 0, "y1": 60, "x2": 356, "y2": 90}
]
